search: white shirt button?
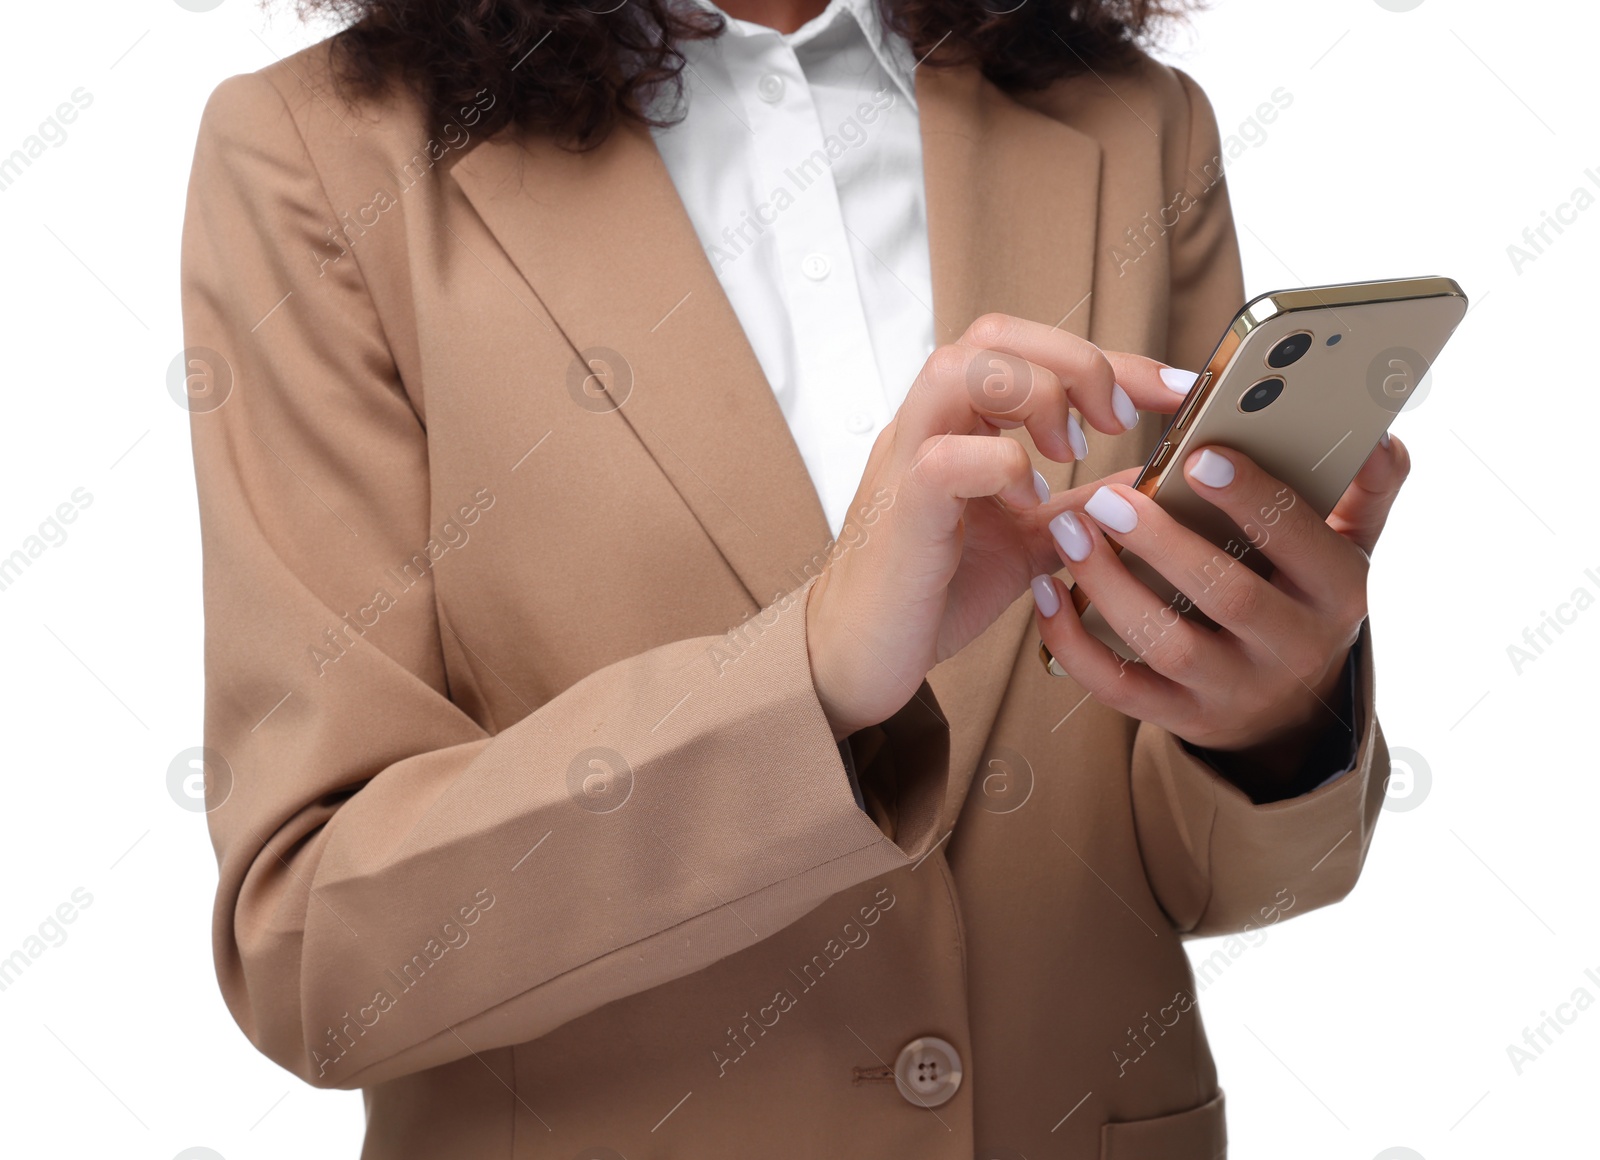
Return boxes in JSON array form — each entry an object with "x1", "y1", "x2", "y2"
[
  {"x1": 846, "y1": 411, "x2": 874, "y2": 435},
  {"x1": 756, "y1": 73, "x2": 785, "y2": 103},
  {"x1": 801, "y1": 253, "x2": 831, "y2": 281},
  {"x1": 893, "y1": 1036, "x2": 962, "y2": 1108}
]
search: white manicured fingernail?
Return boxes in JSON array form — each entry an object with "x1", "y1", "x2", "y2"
[
  {"x1": 1380, "y1": 431, "x2": 1392, "y2": 449},
  {"x1": 1085, "y1": 486, "x2": 1137, "y2": 534},
  {"x1": 1050, "y1": 510, "x2": 1093, "y2": 562},
  {"x1": 1031, "y1": 574, "x2": 1061, "y2": 617},
  {"x1": 1111, "y1": 383, "x2": 1138, "y2": 432},
  {"x1": 1187, "y1": 448, "x2": 1235, "y2": 488},
  {"x1": 1032, "y1": 469, "x2": 1051, "y2": 503},
  {"x1": 1067, "y1": 414, "x2": 1088, "y2": 460},
  {"x1": 1159, "y1": 367, "x2": 1199, "y2": 396}
]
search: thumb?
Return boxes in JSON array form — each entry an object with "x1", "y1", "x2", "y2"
[{"x1": 1327, "y1": 432, "x2": 1411, "y2": 556}]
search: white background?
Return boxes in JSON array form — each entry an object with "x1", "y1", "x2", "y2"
[{"x1": 0, "y1": 0, "x2": 1594, "y2": 1157}]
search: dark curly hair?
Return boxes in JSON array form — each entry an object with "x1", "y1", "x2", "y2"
[{"x1": 292, "y1": 0, "x2": 1191, "y2": 148}]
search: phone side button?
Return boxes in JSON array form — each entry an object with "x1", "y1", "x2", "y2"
[
  {"x1": 1148, "y1": 440, "x2": 1174, "y2": 473},
  {"x1": 1171, "y1": 370, "x2": 1212, "y2": 432}
]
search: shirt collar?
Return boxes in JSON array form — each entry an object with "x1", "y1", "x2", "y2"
[{"x1": 684, "y1": 0, "x2": 918, "y2": 108}]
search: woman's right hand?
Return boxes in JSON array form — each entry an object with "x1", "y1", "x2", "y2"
[{"x1": 804, "y1": 312, "x2": 1195, "y2": 740}]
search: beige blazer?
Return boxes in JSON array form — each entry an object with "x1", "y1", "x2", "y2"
[{"x1": 181, "y1": 39, "x2": 1388, "y2": 1160}]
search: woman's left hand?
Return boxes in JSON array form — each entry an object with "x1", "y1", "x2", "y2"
[{"x1": 1032, "y1": 431, "x2": 1410, "y2": 763}]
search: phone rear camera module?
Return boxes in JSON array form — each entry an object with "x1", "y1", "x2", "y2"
[
  {"x1": 1239, "y1": 377, "x2": 1285, "y2": 413},
  {"x1": 1267, "y1": 332, "x2": 1313, "y2": 368}
]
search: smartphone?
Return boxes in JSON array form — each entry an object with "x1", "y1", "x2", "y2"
[{"x1": 1058, "y1": 275, "x2": 1468, "y2": 665}]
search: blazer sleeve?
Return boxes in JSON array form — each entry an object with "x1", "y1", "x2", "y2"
[
  {"x1": 180, "y1": 71, "x2": 949, "y2": 1090},
  {"x1": 1127, "y1": 70, "x2": 1390, "y2": 936}
]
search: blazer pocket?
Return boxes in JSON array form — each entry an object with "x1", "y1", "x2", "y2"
[{"x1": 1100, "y1": 1090, "x2": 1226, "y2": 1160}]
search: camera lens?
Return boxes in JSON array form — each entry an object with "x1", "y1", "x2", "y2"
[
  {"x1": 1267, "y1": 332, "x2": 1313, "y2": 368},
  {"x1": 1239, "y1": 377, "x2": 1285, "y2": 413}
]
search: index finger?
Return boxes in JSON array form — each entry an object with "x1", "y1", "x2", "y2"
[
  {"x1": 1103, "y1": 351, "x2": 1203, "y2": 418},
  {"x1": 960, "y1": 314, "x2": 1122, "y2": 435}
]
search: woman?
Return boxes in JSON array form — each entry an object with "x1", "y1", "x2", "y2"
[{"x1": 181, "y1": 0, "x2": 1401, "y2": 1155}]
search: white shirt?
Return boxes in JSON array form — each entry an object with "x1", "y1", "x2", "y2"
[{"x1": 648, "y1": 0, "x2": 935, "y2": 536}]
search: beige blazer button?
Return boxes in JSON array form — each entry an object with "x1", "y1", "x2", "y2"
[{"x1": 893, "y1": 1036, "x2": 962, "y2": 1108}]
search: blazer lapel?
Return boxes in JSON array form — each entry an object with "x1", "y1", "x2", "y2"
[
  {"x1": 449, "y1": 121, "x2": 833, "y2": 610},
  {"x1": 450, "y1": 63, "x2": 1102, "y2": 826},
  {"x1": 916, "y1": 64, "x2": 1103, "y2": 824}
]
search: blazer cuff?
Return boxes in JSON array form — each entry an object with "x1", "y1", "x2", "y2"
[
  {"x1": 830, "y1": 687, "x2": 950, "y2": 853},
  {"x1": 1129, "y1": 621, "x2": 1387, "y2": 935}
]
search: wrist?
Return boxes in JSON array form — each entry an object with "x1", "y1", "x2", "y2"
[
  {"x1": 804, "y1": 572, "x2": 858, "y2": 742},
  {"x1": 1195, "y1": 647, "x2": 1357, "y2": 800}
]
